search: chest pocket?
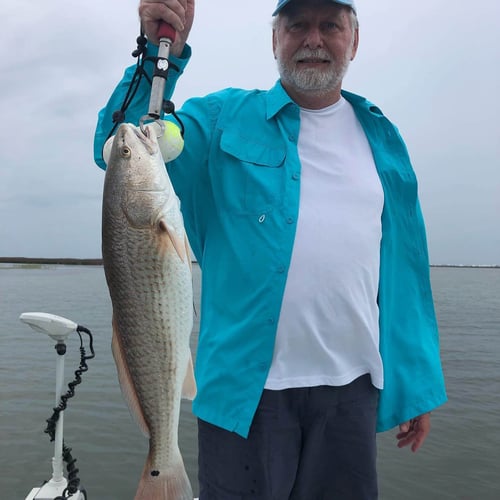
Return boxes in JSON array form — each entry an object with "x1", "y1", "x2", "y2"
[{"x1": 212, "y1": 129, "x2": 286, "y2": 215}]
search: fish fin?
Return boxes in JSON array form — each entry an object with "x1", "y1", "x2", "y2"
[
  {"x1": 134, "y1": 452, "x2": 193, "y2": 500},
  {"x1": 159, "y1": 219, "x2": 187, "y2": 262},
  {"x1": 182, "y1": 353, "x2": 197, "y2": 400},
  {"x1": 111, "y1": 319, "x2": 150, "y2": 438}
]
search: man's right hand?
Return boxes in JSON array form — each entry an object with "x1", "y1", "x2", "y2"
[{"x1": 139, "y1": 0, "x2": 195, "y2": 56}]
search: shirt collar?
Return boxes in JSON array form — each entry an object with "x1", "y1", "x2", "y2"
[
  {"x1": 265, "y1": 82, "x2": 384, "y2": 119},
  {"x1": 342, "y1": 90, "x2": 384, "y2": 117},
  {"x1": 266, "y1": 80, "x2": 296, "y2": 120}
]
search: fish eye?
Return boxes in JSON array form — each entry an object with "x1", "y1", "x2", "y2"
[{"x1": 121, "y1": 146, "x2": 131, "y2": 158}]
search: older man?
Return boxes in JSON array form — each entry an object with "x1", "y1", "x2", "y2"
[{"x1": 94, "y1": 0, "x2": 447, "y2": 498}]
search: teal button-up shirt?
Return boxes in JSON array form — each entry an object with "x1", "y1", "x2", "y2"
[{"x1": 95, "y1": 45, "x2": 446, "y2": 438}]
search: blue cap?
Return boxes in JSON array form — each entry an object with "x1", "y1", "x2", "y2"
[{"x1": 273, "y1": 0, "x2": 356, "y2": 16}]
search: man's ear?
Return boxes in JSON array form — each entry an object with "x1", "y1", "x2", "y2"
[
  {"x1": 351, "y1": 28, "x2": 359, "y2": 61},
  {"x1": 272, "y1": 28, "x2": 278, "y2": 60}
]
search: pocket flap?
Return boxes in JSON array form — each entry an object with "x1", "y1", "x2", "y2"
[{"x1": 220, "y1": 129, "x2": 285, "y2": 167}]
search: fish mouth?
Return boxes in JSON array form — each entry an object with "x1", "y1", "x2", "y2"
[{"x1": 132, "y1": 125, "x2": 158, "y2": 155}]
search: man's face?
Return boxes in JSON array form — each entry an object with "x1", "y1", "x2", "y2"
[{"x1": 273, "y1": 0, "x2": 358, "y2": 101}]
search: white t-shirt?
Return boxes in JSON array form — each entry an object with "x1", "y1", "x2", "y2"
[{"x1": 265, "y1": 97, "x2": 385, "y2": 390}]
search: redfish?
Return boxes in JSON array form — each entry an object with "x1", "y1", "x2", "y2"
[{"x1": 102, "y1": 123, "x2": 195, "y2": 500}]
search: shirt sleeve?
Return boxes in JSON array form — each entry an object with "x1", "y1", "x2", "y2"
[{"x1": 165, "y1": 93, "x2": 223, "y2": 263}]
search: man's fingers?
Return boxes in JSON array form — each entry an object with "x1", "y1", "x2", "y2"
[
  {"x1": 139, "y1": 0, "x2": 186, "y2": 43},
  {"x1": 398, "y1": 421, "x2": 411, "y2": 433},
  {"x1": 396, "y1": 414, "x2": 431, "y2": 453},
  {"x1": 396, "y1": 429, "x2": 417, "y2": 448},
  {"x1": 411, "y1": 435, "x2": 425, "y2": 453}
]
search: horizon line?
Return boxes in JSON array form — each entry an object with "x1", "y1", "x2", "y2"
[{"x1": 0, "y1": 257, "x2": 499, "y2": 269}]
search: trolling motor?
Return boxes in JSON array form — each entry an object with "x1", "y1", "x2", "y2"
[{"x1": 22, "y1": 312, "x2": 94, "y2": 500}]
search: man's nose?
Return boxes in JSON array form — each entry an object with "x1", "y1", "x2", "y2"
[{"x1": 304, "y1": 27, "x2": 323, "y2": 48}]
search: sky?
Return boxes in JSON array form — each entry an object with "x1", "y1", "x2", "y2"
[{"x1": 1, "y1": 0, "x2": 499, "y2": 265}]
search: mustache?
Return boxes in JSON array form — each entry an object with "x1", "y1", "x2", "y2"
[{"x1": 293, "y1": 48, "x2": 332, "y2": 62}]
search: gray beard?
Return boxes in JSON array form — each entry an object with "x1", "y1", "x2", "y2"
[{"x1": 277, "y1": 49, "x2": 351, "y2": 96}]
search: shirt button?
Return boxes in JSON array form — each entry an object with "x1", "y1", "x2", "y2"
[
  {"x1": 277, "y1": 266, "x2": 286, "y2": 274},
  {"x1": 286, "y1": 217, "x2": 294, "y2": 224},
  {"x1": 288, "y1": 135, "x2": 295, "y2": 142},
  {"x1": 267, "y1": 318, "x2": 275, "y2": 325},
  {"x1": 258, "y1": 214, "x2": 266, "y2": 223},
  {"x1": 292, "y1": 172, "x2": 300, "y2": 180}
]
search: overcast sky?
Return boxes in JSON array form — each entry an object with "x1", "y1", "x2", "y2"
[{"x1": 1, "y1": 0, "x2": 499, "y2": 265}]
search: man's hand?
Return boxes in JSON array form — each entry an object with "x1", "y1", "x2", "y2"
[
  {"x1": 139, "y1": 0, "x2": 195, "y2": 56},
  {"x1": 396, "y1": 412, "x2": 431, "y2": 453}
]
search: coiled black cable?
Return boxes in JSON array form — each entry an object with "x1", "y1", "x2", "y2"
[{"x1": 45, "y1": 325, "x2": 95, "y2": 499}]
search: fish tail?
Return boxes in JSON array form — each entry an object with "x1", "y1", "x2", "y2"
[{"x1": 134, "y1": 454, "x2": 193, "y2": 500}]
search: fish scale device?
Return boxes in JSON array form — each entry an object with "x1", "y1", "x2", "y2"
[
  {"x1": 22, "y1": 312, "x2": 95, "y2": 500},
  {"x1": 103, "y1": 21, "x2": 185, "y2": 166},
  {"x1": 139, "y1": 22, "x2": 177, "y2": 134}
]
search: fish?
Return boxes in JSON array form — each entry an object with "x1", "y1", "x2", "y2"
[{"x1": 101, "y1": 123, "x2": 196, "y2": 500}]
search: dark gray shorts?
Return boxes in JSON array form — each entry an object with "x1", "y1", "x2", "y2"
[{"x1": 198, "y1": 374, "x2": 379, "y2": 500}]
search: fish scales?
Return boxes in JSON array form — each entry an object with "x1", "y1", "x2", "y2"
[
  {"x1": 110, "y1": 230, "x2": 191, "y2": 466},
  {"x1": 102, "y1": 123, "x2": 195, "y2": 500}
]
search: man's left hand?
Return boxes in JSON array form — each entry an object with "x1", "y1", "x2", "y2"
[{"x1": 396, "y1": 412, "x2": 431, "y2": 452}]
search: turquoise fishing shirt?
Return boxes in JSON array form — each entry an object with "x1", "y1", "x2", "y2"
[{"x1": 94, "y1": 45, "x2": 447, "y2": 438}]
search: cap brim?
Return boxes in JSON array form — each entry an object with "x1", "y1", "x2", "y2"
[
  {"x1": 273, "y1": 0, "x2": 356, "y2": 16},
  {"x1": 273, "y1": 0, "x2": 292, "y2": 16}
]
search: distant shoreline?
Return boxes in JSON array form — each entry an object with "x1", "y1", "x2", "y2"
[
  {"x1": 0, "y1": 257, "x2": 103, "y2": 266},
  {"x1": 431, "y1": 264, "x2": 500, "y2": 269},
  {"x1": 0, "y1": 257, "x2": 498, "y2": 269}
]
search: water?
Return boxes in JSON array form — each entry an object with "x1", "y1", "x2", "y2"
[{"x1": 1, "y1": 264, "x2": 499, "y2": 499}]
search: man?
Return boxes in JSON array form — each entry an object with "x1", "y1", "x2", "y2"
[{"x1": 94, "y1": 0, "x2": 447, "y2": 498}]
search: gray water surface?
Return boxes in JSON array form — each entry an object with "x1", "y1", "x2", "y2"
[{"x1": 1, "y1": 265, "x2": 499, "y2": 499}]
